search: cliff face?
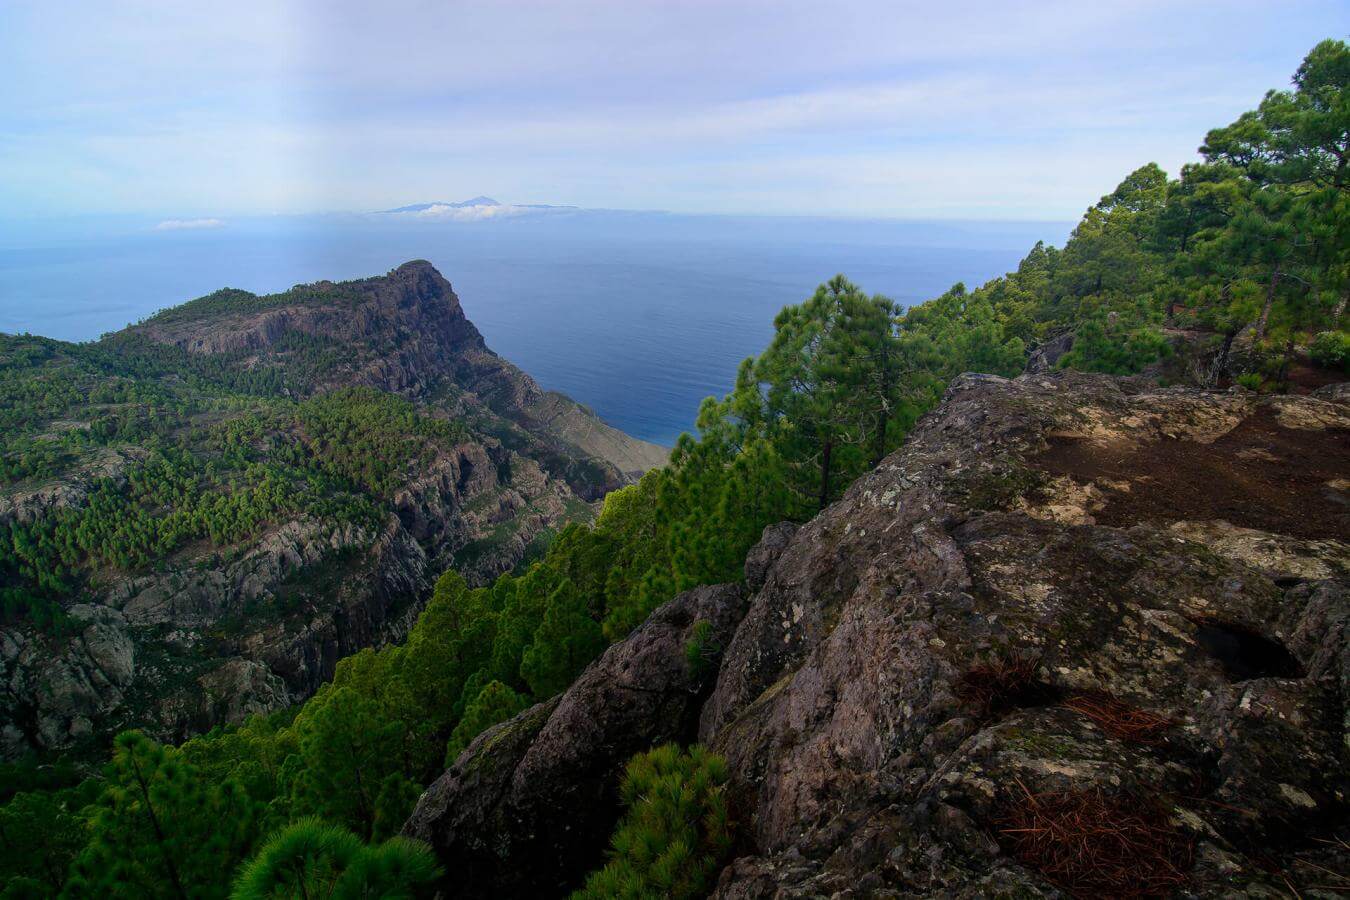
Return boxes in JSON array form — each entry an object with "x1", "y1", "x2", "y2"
[
  {"x1": 407, "y1": 372, "x2": 1349, "y2": 897},
  {"x1": 132, "y1": 260, "x2": 667, "y2": 491},
  {"x1": 0, "y1": 262, "x2": 666, "y2": 760}
]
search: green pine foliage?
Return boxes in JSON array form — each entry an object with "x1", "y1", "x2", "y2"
[
  {"x1": 1310, "y1": 329, "x2": 1350, "y2": 369},
  {"x1": 229, "y1": 817, "x2": 439, "y2": 900},
  {"x1": 1, "y1": 40, "x2": 1345, "y2": 899},
  {"x1": 0, "y1": 787, "x2": 94, "y2": 895},
  {"x1": 0, "y1": 334, "x2": 467, "y2": 633},
  {"x1": 521, "y1": 579, "x2": 607, "y2": 698},
  {"x1": 444, "y1": 680, "x2": 528, "y2": 766},
  {"x1": 62, "y1": 732, "x2": 257, "y2": 899},
  {"x1": 572, "y1": 744, "x2": 732, "y2": 900},
  {"x1": 683, "y1": 620, "x2": 719, "y2": 681}
]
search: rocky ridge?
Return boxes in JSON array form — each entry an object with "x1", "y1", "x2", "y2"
[
  {"x1": 132, "y1": 260, "x2": 667, "y2": 490},
  {"x1": 407, "y1": 372, "x2": 1349, "y2": 897},
  {"x1": 1, "y1": 263, "x2": 666, "y2": 760}
]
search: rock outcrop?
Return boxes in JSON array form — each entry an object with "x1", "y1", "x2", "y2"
[
  {"x1": 1, "y1": 263, "x2": 666, "y2": 760},
  {"x1": 132, "y1": 261, "x2": 667, "y2": 491},
  {"x1": 408, "y1": 372, "x2": 1349, "y2": 897},
  {"x1": 406, "y1": 581, "x2": 747, "y2": 896}
]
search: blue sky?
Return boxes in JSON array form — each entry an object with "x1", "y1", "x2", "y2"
[{"x1": 2, "y1": 1, "x2": 1345, "y2": 220}]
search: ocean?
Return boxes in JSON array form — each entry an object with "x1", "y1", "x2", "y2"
[{"x1": 0, "y1": 211, "x2": 1071, "y2": 447}]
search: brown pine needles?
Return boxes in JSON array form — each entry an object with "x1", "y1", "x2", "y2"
[
  {"x1": 954, "y1": 655, "x2": 1050, "y2": 717},
  {"x1": 1061, "y1": 692, "x2": 1173, "y2": 745},
  {"x1": 995, "y1": 780, "x2": 1195, "y2": 898}
]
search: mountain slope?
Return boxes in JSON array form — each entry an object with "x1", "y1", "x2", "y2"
[
  {"x1": 127, "y1": 260, "x2": 666, "y2": 488},
  {"x1": 407, "y1": 371, "x2": 1350, "y2": 897},
  {"x1": 0, "y1": 262, "x2": 665, "y2": 760}
]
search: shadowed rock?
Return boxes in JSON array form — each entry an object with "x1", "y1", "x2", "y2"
[{"x1": 404, "y1": 581, "x2": 749, "y2": 898}]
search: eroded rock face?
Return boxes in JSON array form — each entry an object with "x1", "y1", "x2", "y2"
[
  {"x1": 134, "y1": 260, "x2": 667, "y2": 491},
  {"x1": 404, "y1": 581, "x2": 749, "y2": 898},
  {"x1": 405, "y1": 372, "x2": 1349, "y2": 897},
  {"x1": 0, "y1": 440, "x2": 580, "y2": 757},
  {"x1": 702, "y1": 373, "x2": 1348, "y2": 897}
]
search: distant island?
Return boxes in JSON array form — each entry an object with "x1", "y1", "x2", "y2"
[{"x1": 381, "y1": 196, "x2": 578, "y2": 215}]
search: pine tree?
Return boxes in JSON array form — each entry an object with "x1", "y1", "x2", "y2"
[
  {"x1": 230, "y1": 818, "x2": 439, "y2": 900},
  {"x1": 519, "y1": 578, "x2": 605, "y2": 698},
  {"x1": 283, "y1": 686, "x2": 415, "y2": 841},
  {"x1": 572, "y1": 744, "x2": 732, "y2": 900},
  {"x1": 63, "y1": 732, "x2": 257, "y2": 899},
  {"x1": 444, "y1": 680, "x2": 529, "y2": 766},
  {"x1": 730, "y1": 276, "x2": 903, "y2": 511},
  {"x1": 0, "y1": 789, "x2": 87, "y2": 893}
]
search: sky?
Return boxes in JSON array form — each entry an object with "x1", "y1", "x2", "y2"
[{"x1": 1, "y1": 1, "x2": 1346, "y2": 221}]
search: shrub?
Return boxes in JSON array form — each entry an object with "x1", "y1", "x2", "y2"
[
  {"x1": 1309, "y1": 330, "x2": 1350, "y2": 371},
  {"x1": 230, "y1": 817, "x2": 439, "y2": 900},
  {"x1": 683, "y1": 620, "x2": 720, "y2": 680},
  {"x1": 572, "y1": 744, "x2": 732, "y2": 900}
]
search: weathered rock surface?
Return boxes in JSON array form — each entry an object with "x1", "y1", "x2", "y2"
[
  {"x1": 405, "y1": 581, "x2": 749, "y2": 897},
  {"x1": 406, "y1": 372, "x2": 1350, "y2": 898},
  {"x1": 0, "y1": 436, "x2": 581, "y2": 757}
]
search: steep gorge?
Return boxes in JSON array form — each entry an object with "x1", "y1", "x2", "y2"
[{"x1": 0, "y1": 262, "x2": 666, "y2": 760}]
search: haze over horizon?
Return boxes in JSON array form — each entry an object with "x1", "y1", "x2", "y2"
[{"x1": 3, "y1": 1, "x2": 1345, "y2": 223}]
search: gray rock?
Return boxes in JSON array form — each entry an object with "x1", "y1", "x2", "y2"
[
  {"x1": 703, "y1": 372, "x2": 1348, "y2": 895},
  {"x1": 1024, "y1": 331, "x2": 1074, "y2": 374},
  {"x1": 404, "y1": 581, "x2": 748, "y2": 898},
  {"x1": 401, "y1": 371, "x2": 1350, "y2": 897},
  {"x1": 1312, "y1": 381, "x2": 1350, "y2": 405},
  {"x1": 743, "y1": 521, "x2": 798, "y2": 592}
]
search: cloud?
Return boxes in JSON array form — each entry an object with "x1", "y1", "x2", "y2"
[
  {"x1": 153, "y1": 217, "x2": 225, "y2": 230},
  {"x1": 4, "y1": 1, "x2": 1345, "y2": 219},
  {"x1": 388, "y1": 204, "x2": 565, "y2": 222}
]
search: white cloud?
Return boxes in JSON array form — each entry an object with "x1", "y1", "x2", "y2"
[
  {"x1": 4, "y1": 1, "x2": 1343, "y2": 218},
  {"x1": 388, "y1": 204, "x2": 564, "y2": 222},
  {"x1": 153, "y1": 217, "x2": 225, "y2": 230}
]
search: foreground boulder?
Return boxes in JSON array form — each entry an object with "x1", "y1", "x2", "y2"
[
  {"x1": 406, "y1": 372, "x2": 1349, "y2": 897},
  {"x1": 404, "y1": 581, "x2": 750, "y2": 897},
  {"x1": 706, "y1": 373, "x2": 1348, "y2": 897}
]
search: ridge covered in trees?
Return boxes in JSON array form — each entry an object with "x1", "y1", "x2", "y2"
[{"x1": 0, "y1": 39, "x2": 1344, "y2": 899}]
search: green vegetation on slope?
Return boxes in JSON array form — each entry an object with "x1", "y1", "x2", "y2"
[
  {"x1": 0, "y1": 330, "x2": 467, "y2": 631},
  {"x1": 0, "y1": 39, "x2": 1344, "y2": 899}
]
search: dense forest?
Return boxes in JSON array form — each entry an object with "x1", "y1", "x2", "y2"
[
  {"x1": 0, "y1": 332, "x2": 468, "y2": 631},
  {"x1": 0, "y1": 39, "x2": 1345, "y2": 899}
]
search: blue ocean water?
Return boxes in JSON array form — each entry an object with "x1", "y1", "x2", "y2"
[{"x1": 0, "y1": 211, "x2": 1070, "y2": 446}]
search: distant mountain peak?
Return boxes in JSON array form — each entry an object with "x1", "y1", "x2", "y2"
[{"x1": 383, "y1": 197, "x2": 501, "y2": 213}]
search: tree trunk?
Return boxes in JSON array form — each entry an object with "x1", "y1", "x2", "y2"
[
  {"x1": 1255, "y1": 264, "x2": 1280, "y2": 340},
  {"x1": 870, "y1": 346, "x2": 892, "y2": 468},
  {"x1": 1276, "y1": 336, "x2": 1296, "y2": 388},
  {"x1": 817, "y1": 440, "x2": 833, "y2": 512},
  {"x1": 870, "y1": 407, "x2": 889, "y2": 468},
  {"x1": 1210, "y1": 328, "x2": 1238, "y2": 388},
  {"x1": 130, "y1": 752, "x2": 190, "y2": 900}
]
